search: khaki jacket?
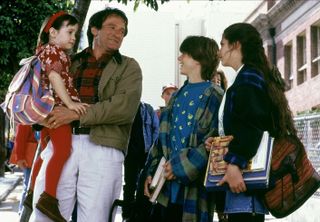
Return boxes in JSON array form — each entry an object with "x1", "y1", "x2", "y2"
[{"x1": 71, "y1": 53, "x2": 142, "y2": 153}]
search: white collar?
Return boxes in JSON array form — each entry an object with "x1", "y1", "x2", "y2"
[
  {"x1": 229, "y1": 64, "x2": 244, "y2": 87},
  {"x1": 236, "y1": 64, "x2": 244, "y2": 74}
]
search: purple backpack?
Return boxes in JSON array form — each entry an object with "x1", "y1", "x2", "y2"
[{"x1": 1, "y1": 56, "x2": 55, "y2": 125}]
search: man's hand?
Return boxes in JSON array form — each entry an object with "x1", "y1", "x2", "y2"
[{"x1": 47, "y1": 106, "x2": 80, "y2": 129}]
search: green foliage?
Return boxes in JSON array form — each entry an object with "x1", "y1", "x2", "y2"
[
  {"x1": 109, "y1": 0, "x2": 170, "y2": 11},
  {"x1": 0, "y1": 0, "x2": 73, "y2": 102}
]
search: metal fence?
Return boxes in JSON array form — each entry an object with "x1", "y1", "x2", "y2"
[{"x1": 294, "y1": 114, "x2": 320, "y2": 197}]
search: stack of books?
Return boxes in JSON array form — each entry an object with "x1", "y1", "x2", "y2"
[
  {"x1": 204, "y1": 131, "x2": 274, "y2": 191},
  {"x1": 149, "y1": 157, "x2": 166, "y2": 203}
]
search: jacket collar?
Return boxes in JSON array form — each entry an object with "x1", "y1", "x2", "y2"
[{"x1": 74, "y1": 47, "x2": 122, "y2": 64}]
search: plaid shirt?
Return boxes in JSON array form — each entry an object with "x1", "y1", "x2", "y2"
[
  {"x1": 146, "y1": 81, "x2": 223, "y2": 222},
  {"x1": 72, "y1": 47, "x2": 113, "y2": 104}
]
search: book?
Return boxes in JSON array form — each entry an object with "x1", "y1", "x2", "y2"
[
  {"x1": 204, "y1": 131, "x2": 274, "y2": 191},
  {"x1": 149, "y1": 157, "x2": 166, "y2": 203}
]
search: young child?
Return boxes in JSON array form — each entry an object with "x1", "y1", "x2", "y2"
[
  {"x1": 24, "y1": 11, "x2": 88, "y2": 222},
  {"x1": 144, "y1": 36, "x2": 223, "y2": 222}
]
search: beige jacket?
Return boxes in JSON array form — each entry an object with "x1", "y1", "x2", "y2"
[{"x1": 71, "y1": 53, "x2": 142, "y2": 153}]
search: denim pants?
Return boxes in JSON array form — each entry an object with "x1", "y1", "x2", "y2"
[
  {"x1": 19, "y1": 168, "x2": 31, "y2": 214},
  {"x1": 225, "y1": 191, "x2": 268, "y2": 214}
]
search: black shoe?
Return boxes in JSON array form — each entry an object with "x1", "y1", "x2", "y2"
[{"x1": 36, "y1": 192, "x2": 66, "y2": 222}]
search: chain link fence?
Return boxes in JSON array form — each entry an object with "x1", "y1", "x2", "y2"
[{"x1": 294, "y1": 114, "x2": 320, "y2": 198}]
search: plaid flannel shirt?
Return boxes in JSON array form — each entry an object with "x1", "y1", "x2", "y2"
[{"x1": 146, "y1": 81, "x2": 223, "y2": 222}]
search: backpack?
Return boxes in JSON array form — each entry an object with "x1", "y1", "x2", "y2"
[{"x1": 0, "y1": 56, "x2": 55, "y2": 125}]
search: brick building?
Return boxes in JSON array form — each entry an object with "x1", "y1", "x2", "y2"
[{"x1": 245, "y1": 0, "x2": 320, "y2": 115}]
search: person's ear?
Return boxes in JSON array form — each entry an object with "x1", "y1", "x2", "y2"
[
  {"x1": 48, "y1": 27, "x2": 57, "y2": 38},
  {"x1": 91, "y1": 27, "x2": 98, "y2": 37},
  {"x1": 234, "y1": 41, "x2": 241, "y2": 50}
]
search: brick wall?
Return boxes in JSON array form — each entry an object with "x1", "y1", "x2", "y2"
[{"x1": 273, "y1": 2, "x2": 320, "y2": 114}]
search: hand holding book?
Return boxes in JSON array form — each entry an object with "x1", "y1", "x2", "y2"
[
  {"x1": 145, "y1": 157, "x2": 167, "y2": 203},
  {"x1": 209, "y1": 135, "x2": 233, "y2": 175},
  {"x1": 204, "y1": 131, "x2": 274, "y2": 191},
  {"x1": 208, "y1": 135, "x2": 247, "y2": 192}
]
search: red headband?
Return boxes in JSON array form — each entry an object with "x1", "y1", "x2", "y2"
[{"x1": 43, "y1": 11, "x2": 67, "y2": 33}]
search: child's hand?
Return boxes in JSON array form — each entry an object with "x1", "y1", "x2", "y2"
[
  {"x1": 144, "y1": 176, "x2": 153, "y2": 198},
  {"x1": 164, "y1": 161, "x2": 176, "y2": 180},
  {"x1": 17, "y1": 159, "x2": 27, "y2": 170},
  {"x1": 67, "y1": 102, "x2": 90, "y2": 115},
  {"x1": 205, "y1": 137, "x2": 214, "y2": 151},
  {"x1": 218, "y1": 164, "x2": 246, "y2": 193}
]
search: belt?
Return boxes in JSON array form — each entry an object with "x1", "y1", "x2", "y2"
[{"x1": 72, "y1": 127, "x2": 90, "y2": 135}]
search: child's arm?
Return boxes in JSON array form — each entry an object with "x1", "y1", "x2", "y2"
[{"x1": 48, "y1": 70, "x2": 89, "y2": 115}]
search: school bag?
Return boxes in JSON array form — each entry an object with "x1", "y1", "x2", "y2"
[
  {"x1": 0, "y1": 56, "x2": 55, "y2": 125},
  {"x1": 264, "y1": 135, "x2": 320, "y2": 218}
]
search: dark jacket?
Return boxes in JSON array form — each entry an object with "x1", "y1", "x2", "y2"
[{"x1": 222, "y1": 65, "x2": 273, "y2": 169}]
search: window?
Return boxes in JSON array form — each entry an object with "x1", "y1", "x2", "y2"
[
  {"x1": 311, "y1": 25, "x2": 320, "y2": 77},
  {"x1": 284, "y1": 43, "x2": 293, "y2": 90},
  {"x1": 297, "y1": 34, "x2": 307, "y2": 85}
]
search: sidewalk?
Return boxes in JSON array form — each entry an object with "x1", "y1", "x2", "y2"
[
  {"x1": 0, "y1": 171, "x2": 23, "y2": 204},
  {"x1": 0, "y1": 170, "x2": 23, "y2": 222}
]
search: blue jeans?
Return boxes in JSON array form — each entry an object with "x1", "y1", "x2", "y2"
[
  {"x1": 225, "y1": 191, "x2": 268, "y2": 214},
  {"x1": 19, "y1": 168, "x2": 31, "y2": 214}
]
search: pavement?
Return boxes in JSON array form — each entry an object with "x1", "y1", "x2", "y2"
[
  {"x1": 0, "y1": 169, "x2": 23, "y2": 222},
  {"x1": 0, "y1": 170, "x2": 23, "y2": 204}
]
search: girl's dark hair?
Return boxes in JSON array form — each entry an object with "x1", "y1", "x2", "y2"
[
  {"x1": 87, "y1": 7, "x2": 128, "y2": 47},
  {"x1": 180, "y1": 36, "x2": 219, "y2": 81},
  {"x1": 223, "y1": 23, "x2": 296, "y2": 138},
  {"x1": 213, "y1": 70, "x2": 228, "y2": 91},
  {"x1": 37, "y1": 14, "x2": 78, "y2": 47}
]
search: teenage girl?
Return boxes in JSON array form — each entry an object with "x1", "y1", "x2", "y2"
[{"x1": 205, "y1": 23, "x2": 296, "y2": 222}]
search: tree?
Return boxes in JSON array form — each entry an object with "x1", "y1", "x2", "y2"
[
  {"x1": 72, "y1": 0, "x2": 91, "y2": 51},
  {"x1": 109, "y1": 0, "x2": 171, "y2": 11},
  {"x1": 0, "y1": 0, "x2": 73, "y2": 102}
]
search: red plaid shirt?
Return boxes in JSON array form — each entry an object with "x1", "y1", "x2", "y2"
[{"x1": 72, "y1": 48, "x2": 115, "y2": 104}]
